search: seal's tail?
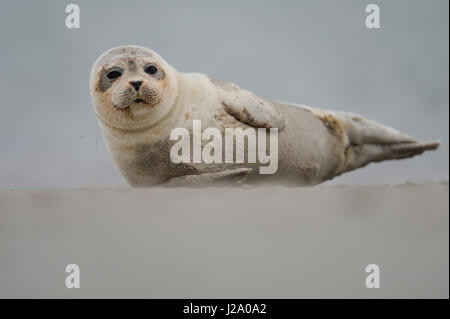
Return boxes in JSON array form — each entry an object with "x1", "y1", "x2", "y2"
[{"x1": 330, "y1": 111, "x2": 440, "y2": 172}]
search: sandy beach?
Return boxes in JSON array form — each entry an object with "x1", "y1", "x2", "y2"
[{"x1": 0, "y1": 182, "x2": 447, "y2": 298}]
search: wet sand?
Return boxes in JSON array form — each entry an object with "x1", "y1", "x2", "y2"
[{"x1": 0, "y1": 182, "x2": 448, "y2": 298}]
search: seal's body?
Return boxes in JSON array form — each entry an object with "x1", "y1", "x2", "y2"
[{"x1": 90, "y1": 46, "x2": 439, "y2": 187}]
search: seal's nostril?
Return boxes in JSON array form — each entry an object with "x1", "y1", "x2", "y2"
[{"x1": 130, "y1": 81, "x2": 142, "y2": 91}]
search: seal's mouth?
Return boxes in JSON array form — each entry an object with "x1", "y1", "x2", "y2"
[
  {"x1": 134, "y1": 99, "x2": 148, "y2": 104},
  {"x1": 114, "y1": 106, "x2": 130, "y2": 111}
]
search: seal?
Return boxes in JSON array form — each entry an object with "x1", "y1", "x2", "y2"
[{"x1": 90, "y1": 45, "x2": 440, "y2": 187}]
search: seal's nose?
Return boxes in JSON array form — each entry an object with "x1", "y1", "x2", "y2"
[{"x1": 130, "y1": 81, "x2": 142, "y2": 91}]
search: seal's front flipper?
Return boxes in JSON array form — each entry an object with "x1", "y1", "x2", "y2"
[
  {"x1": 210, "y1": 78, "x2": 285, "y2": 130},
  {"x1": 164, "y1": 168, "x2": 252, "y2": 187},
  {"x1": 347, "y1": 141, "x2": 440, "y2": 171}
]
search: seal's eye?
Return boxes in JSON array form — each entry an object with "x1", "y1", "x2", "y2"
[
  {"x1": 106, "y1": 70, "x2": 122, "y2": 80},
  {"x1": 145, "y1": 64, "x2": 158, "y2": 75}
]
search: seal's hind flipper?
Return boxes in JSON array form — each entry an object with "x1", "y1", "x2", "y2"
[
  {"x1": 322, "y1": 111, "x2": 441, "y2": 173},
  {"x1": 347, "y1": 141, "x2": 440, "y2": 171},
  {"x1": 332, "y1": 111, "x2": 418, "y2": 145}
]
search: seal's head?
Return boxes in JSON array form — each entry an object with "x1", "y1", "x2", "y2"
[{"x1": 90, "y1": 45, "x2": 178, "y2": 130}]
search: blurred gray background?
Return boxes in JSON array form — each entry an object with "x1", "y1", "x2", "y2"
[{"x1": 0, "y1": 0, "x2": 448, "y2": 188}]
